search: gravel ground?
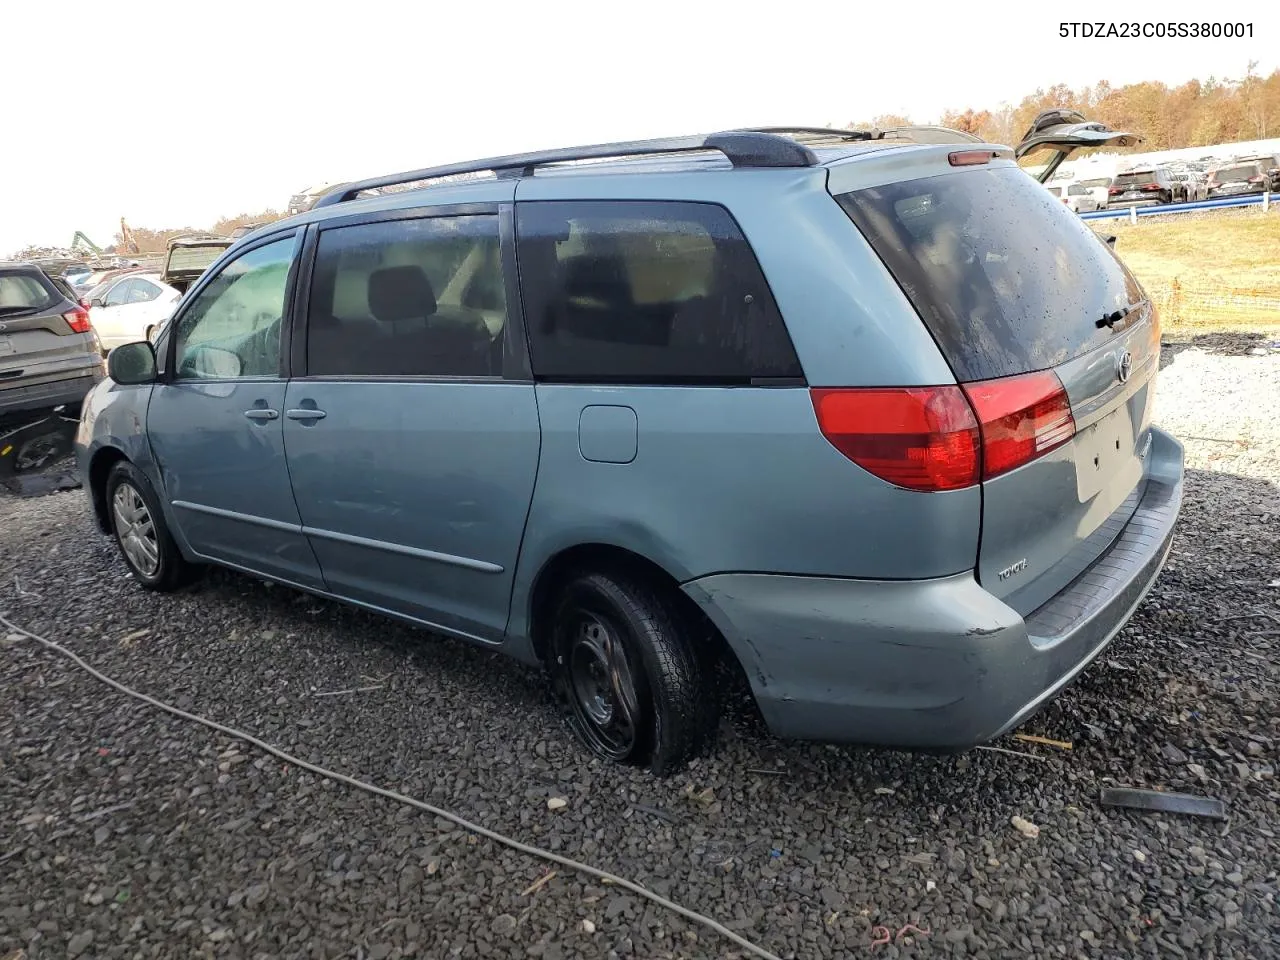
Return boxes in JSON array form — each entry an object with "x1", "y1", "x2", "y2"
[{"x1": 1, "y1": 334, "x2": 1277, "y2": 960}]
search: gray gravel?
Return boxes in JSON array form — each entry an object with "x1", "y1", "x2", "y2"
[{"x1": 1, "y1": 332, "x2": 1277, "y2": 959}]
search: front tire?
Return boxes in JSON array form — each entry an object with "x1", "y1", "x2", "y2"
[
  {"x1": 550, "y1": 570, "x2": 715, "y2": 775},
  {"x1": 105, "y1": 461, "x2": 198, "y2": 591}
]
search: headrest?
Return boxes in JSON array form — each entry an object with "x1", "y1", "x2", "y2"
[{"x1": 368, "y1": 265, "x2": 436, "y2": 323}]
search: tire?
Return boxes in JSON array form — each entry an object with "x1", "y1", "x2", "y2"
[
  {"x1": 104, "y1": 460, "x2": 198, "y2": 591},
  {"x1": 549, "y1": 569, "x2": 715, "y2": 775}
]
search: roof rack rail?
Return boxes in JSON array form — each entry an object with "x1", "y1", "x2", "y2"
[{"x1": 312, "y1": 130, "x2": 822, "y2": 209}]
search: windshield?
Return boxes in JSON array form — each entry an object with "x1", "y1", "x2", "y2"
[{"x1": 836, "y1": 165, "x2": 1145, "y2": 382}]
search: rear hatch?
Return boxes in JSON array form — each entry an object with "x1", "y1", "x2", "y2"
[
  {"x1": 1013, "y1": 110, "x2": 1141, "y2": 183},
  {"x1": 834, "y1": 156, "x2": 1159, "y2": 616},
  {"x1": 162, "y1": 238, "x2": 231, "y2": 294}
]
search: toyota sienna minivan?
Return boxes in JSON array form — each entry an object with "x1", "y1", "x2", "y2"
[{"x1": 77, "y1": 114, "x2": 1182, "y2": 773}]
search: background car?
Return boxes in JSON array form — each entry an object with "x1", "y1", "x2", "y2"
[
  {"x1": 1205, "y1": 161, "x2": 1270, "y2": 198},
  {"x1": 1108, "y1": 167, "x2": 1184, "y2": 206},
  {"x1": 1229, "y1": 153, "x2": 1280, "y2": 191},
  {"x1": 1045, "y1": 182, "x2": 1100, "y2": 213},
  {"x1": 0, "y1": 262, "x2": 104, "y2": 436},
  {"x1": 86, "y1": 272, "x2": 181, "y2": 352},
  {"x1": 1077, "y1": 176, "x2": 1113, "y2": 209}
]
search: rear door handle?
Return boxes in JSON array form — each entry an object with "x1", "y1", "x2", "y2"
[
  {"x1": 244, "y1": 408, "x2": 280, "y2": 422},
  {"x1": 285, "y1": 408, "x2": 327, "y2": 421}
]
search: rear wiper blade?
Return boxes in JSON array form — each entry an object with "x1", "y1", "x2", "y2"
[{"x1": 1097, "y1": 299, "x2": 1148, "y2": 328}]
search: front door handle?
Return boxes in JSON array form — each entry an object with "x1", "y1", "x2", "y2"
[
  {"x1": 285, "y1": 408, "x2": 327, "y2": 422},
  {"x1": 244, "y1": 408, "x2": 280, "y2": 422}
]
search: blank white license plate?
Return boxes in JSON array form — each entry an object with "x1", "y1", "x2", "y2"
[
  {"x1": 0, "y1": 336, "x2": 13, "y2": 355},
  {"x1": 1076, "y1": 407, "x2": 1135, "y2": 501}
]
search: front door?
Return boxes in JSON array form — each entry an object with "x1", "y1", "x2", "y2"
[
  {"x1": 147, "y1": 231, "x2": 324, "y2": 589},
  {"x1": 282, "y1": 203, "x2": 540, "y2": 642}
]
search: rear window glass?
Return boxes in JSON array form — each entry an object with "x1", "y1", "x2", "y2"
[
  {"x1": 167, "y1": 244, "x2": 228, "y2": 274},
  {"x1": 1213, "y1": 165, "x2": 1259, "y2": 182},
  {"x1": 516, "y1": 200, "x2": 802, "y2": 384},
  {"x1": 0, "y1": 272, "x2": 58, "y2": 316},
  {"x1": 836, "y1": 165, "x2": 1145, "y2": 382},
  {"x1": 1112, "y1": 172, "x2": 1157, "y2": 188}
]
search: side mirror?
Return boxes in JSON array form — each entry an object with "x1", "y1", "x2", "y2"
[
  {"x1": 90, "y1": 297, "x2": 105, "y2": 308},
  {"x1": 107, "y1": 341, "x2": 158, "y2": 385}
]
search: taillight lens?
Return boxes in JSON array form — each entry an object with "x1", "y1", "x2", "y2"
[
  {"x1": 1108, "y1": 187, "x2": 1122, "y2": 194},
  {"x1": 963, "y1": 371, "x2": 1075, "y2": 479},
  {"x1": 1141, "y1": 183, "x2": 1162, "y2": 191},
  {"x1": 811, "y1": 387, "x2": 980, "y2": 492},
  {"x1": 1248, "y1": 175, "x2": 1264, "y2": 183},
  {"x1": 63, "y1": 306, "x2": 92, "y2": 333}
]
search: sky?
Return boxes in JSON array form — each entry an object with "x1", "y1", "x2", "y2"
[{"x1": 2, "y1": 0, "x2": 1275, "y2": 256}]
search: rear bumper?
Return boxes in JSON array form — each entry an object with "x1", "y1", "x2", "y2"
[
  {"x1": 682, "y1": 426, "x2": 1184, "y2": 749},
  {"x1": 0, "y1": 370, "x2": 103, "y2": 424}
]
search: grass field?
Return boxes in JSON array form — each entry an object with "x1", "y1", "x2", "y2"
[{"x1": 1095, "y1": 208, "x2": 1280, "y2": 331}]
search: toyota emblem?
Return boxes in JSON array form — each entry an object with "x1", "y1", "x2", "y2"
[{"x1": 1117, "y1": 349, "x2": 1133, "y2": 383}]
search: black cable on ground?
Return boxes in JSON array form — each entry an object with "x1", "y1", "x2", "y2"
[{"x1": 0, "y1": 612, "x2": 782, "y2": 960}]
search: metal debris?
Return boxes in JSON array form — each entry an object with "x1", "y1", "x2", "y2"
[{"x1": 1100, "y1": 787, "x2": 1227, "y2": 820}]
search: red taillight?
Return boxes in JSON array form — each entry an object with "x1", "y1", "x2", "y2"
[
  {"x1": 63, "y1": 306, "x2": 92, "y2": 334},
  {"x1": 1248, "y1": 175, "x2": 1264, "y2": 183},
  {"x1": 811, "y1": 387, "x2": 980, "y2": 492},
  {"x1": 1061, "y1": 197, "x2": 1070, "y2": 204},
  {"x1": 1108, "y1": 187, "x2": 1122, "y2": 195},
  {"x1": 948, "y1": 150, "x2": 995, "y2": 167},
  {"x1": 1141, "y1": 183, "x2": 1162, "y2": 191},
  {"x1": 962, "y1": 371, "x2": 1075, "y2": 479}
]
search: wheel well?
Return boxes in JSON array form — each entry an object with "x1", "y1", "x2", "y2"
[
  {"x1": 88, "y1": 448, "x2": 128, "y2": 533},
  {"x1": 527, "y1": 543, "x2": 735, "y2": 671}
]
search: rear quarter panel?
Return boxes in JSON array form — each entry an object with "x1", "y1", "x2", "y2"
[{"x1": 504, "y1": 162, "x2": 979, "y2": 648}]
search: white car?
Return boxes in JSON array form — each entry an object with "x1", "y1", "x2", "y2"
[
  {"x1": 1045, "y1": 182, "x2": 1101, "y2": 214},
  {"x1": 86, "y1": 273, "x2": 181, "y2": 353}
]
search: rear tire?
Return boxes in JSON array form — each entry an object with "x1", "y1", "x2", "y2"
[
  {"x1": 105, "y1": 460, "x2": 198, "y2": 591},
  {"x1": 549, "y1": 569, "x2": 715, "y2": 775}
]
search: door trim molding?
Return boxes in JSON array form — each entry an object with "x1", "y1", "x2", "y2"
[
  {"x1": 301, "y1": 525, "x2": 504, "y2": 573},
  {"x1": 171, "y1": 499, "x2": 302, "y2": 534}
]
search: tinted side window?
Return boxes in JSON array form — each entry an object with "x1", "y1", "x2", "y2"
[
  {"x1": 173, "y1": 235, "x2": 295, "y2": 380},
  {"x1": 306, "y1": 215, "x2": 505, "y2": 378},
  {"x1": 516, "y1": 201, "x2": 802, "y2": 383}
]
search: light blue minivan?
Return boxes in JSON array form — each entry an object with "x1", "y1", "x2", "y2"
[{"x1": 77, "y1": 118, "x2": 1183, "y2": 773}]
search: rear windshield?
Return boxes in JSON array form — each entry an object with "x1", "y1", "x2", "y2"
[
  {"x1": 1112, "y1": 172, "x2": 1156, "y2": 187},
  {"x1": 0, "y1": 271, "x2": 58, "y2": 317},
  {"x1": 167, "y1": 244, "x2": 228, "y2": 274},
  {"x1": 836, "y1": 165, "x2": 1145, "y2": 382},
  {"x1": 1213, "y1": 165, "x2": 1258, "y2": 182}
]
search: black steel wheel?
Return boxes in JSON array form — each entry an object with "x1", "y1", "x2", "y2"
[{"x1": 550, "y1": 569, "x2": 714, "y2": 774}]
